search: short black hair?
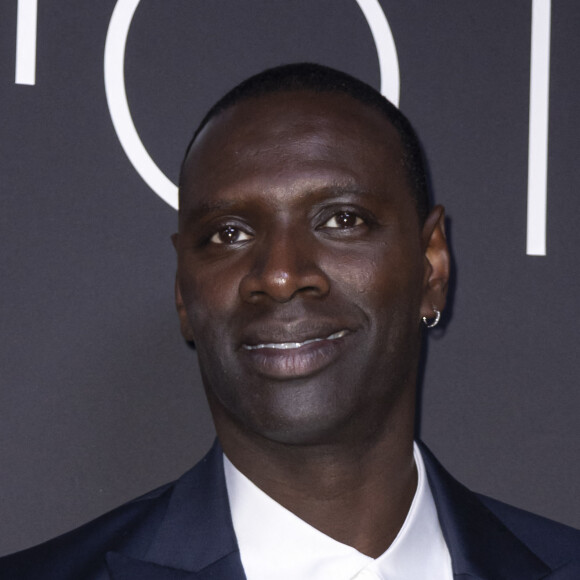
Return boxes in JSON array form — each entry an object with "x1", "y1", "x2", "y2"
[{"x1": 180, "y1": 63, "x2": 430, "y2": 222}]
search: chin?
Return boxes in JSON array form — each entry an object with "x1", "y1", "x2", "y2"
[
  {"x1": 203, "y1": 354, "x2": 409, "y2": 448},
  {"x1": 257, "y1": 414, "x2": 351, "y2": 446},
  {"x1": 238, "y1": 390, "x2": 373, "y2": 447}
]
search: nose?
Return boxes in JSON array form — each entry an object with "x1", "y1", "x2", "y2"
[{"x1": 239, "y1": 229, "x2": 330, "y2": 303}]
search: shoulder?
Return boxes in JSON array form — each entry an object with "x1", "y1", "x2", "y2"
[
  {"x1": 0, "y1": 480, "x2": 175, "y2": 579},
  {"x1": 0, "y1": 443, "x2": 225, "y2": 579},
  {"x1": 418, "y1": 441, "x2": 580, "y2": 576},
  {"x1": 477, "y1": 493, "x2": 580, "y2": 567}
]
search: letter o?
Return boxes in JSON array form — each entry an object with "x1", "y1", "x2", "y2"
[{"x1": 104, "y1": 0, "x2": 400, "y2": 209}]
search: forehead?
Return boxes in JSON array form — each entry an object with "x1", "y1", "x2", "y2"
[{"x1": 180, "y1": 91, "x2": 410, "y2": 212}]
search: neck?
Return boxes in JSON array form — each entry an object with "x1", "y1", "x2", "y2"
[{"x1": 215, "y1": 397, "x2": 417, "y2": 557}]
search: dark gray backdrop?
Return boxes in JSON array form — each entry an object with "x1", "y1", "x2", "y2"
[{"x1": 1, "y1": 0, "x2": 578, "y2": 557}]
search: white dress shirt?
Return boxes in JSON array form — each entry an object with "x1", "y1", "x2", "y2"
[{"x1": 224, "y1": 443, "x2": 453, "y2": 580}]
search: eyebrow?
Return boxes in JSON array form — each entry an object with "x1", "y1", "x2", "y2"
[
  {"x1": 179, "y1": 199, "x2": 242, "y2": 223},
  {"x1": 180, "y1": 183, "x2": 384, "y2": 221},
  {"x1": 310, "y1": 184, "x2": 380, "y2": 199},
  {"x1": 300, "y1": 184, "x2": 386, "y2": 206}
]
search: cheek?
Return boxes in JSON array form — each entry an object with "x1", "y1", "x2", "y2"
[
  {"x1": 322, "y1": 246, "x2": 415, "y2": 301},
  {"x1": 322, "y1": 245, "x2": 424, "y2": 337},
  {"x1": 321, "y1": 249, "x2": 380, "y2": 293},
  {"x1": 179, "y1": 261, "x2": 242, "y2": 331}
]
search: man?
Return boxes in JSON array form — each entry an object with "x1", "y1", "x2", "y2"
[{"x1": 1, "y1": 63, "x2": 579, "y2": 579}]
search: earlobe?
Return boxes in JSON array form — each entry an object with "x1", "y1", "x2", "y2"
[{"x1": 420, "y1": 205, "x2": 450, "y2": 320}]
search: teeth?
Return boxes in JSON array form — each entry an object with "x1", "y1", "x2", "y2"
[
  {"x1": 326, "y1": 330, "x2": 347, "y2": 340},
  {"x1": 244, "y1": 329, "x2": 347, "y2": 351}
]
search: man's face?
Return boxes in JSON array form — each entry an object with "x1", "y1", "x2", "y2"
[{"x1": 175, "y1": 91, "x2": 447, "y2": 446}]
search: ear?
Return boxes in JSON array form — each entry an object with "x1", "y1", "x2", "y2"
[
  {"x1": 171, "y1": 233, "x2": 196, "y2": 343},
  {"x1": 420, "y1": 205, "x2": 450, "y2": 320}
]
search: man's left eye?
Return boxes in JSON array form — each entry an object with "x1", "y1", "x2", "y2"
[{"x1": 322, "y1": 212, "x2": 364, "y2": 229}]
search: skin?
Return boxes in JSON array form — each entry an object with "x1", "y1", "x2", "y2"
[{"x1": 173, "y1": 90, "x2": 450, "y2": 557}]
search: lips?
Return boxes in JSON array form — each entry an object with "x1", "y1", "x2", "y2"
[
  {"x1": 240, "y1": 317, "x2": 354, "y2": 347},
  {"x1": 239, "y1": 323, "x2": 353, "y2": 379},
  {"x1": 242, "y1": 329, "x2": 348, "y2": 351}
]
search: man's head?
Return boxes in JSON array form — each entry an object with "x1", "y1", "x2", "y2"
[
  {"x1": 180, "y1": 63, "x2": 430, "y2": 224},
  {"x1": 173, "y1": 64, "x2": 449, "y2": 449}
]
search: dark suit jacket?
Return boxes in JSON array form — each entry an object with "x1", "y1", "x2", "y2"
[{"x1": 1, "y1": 441, "x2": 579, "y2": 579}]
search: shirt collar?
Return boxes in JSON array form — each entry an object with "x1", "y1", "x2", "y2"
[{"x1": 224, "y1": 443, "x2": 452, "y2": 580}]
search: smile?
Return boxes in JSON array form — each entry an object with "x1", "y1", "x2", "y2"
[
  {"x1": 242, "y1": 330, "x2": 348, "y2": 351},
  {"x1": 239, "y1": 327, "x2": 352, "y2": 379}
]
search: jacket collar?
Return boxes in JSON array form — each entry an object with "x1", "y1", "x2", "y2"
[
  {"x1": 418, "y1": 442, "x2": 551, "y2": 579},
  {"x1": 105, "y1": 551, "x2": 245, "y2": 579},
  {"x1": 107, "y1": 440, "x2": 246, "y2": 579},
  {"x1": 107, "y1": 440, "x2": 559, "y2": 580}
]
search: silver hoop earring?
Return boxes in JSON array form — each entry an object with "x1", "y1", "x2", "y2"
[{"x1": 422, "y1": 308, "x2": 441, "y2": 328}]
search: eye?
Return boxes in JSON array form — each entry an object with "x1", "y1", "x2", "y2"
[
  {"x1": 210, "y1": 226, "x2": 252, "y2": 245},
  {"x1": 322, "y1": 211, "x2": 364, "y2": 229}
]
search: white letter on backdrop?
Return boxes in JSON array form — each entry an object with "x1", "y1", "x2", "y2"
[
  {"x1": 15, "y1": 0, "x2": 38, "y2": 85},
  {"x1": 527, "y1": 0, "x2": 551, "y2": 256}
]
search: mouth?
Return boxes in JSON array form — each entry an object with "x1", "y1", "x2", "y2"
[
  {"x1": 239, "y1": 328, "x2": 352, "y2": 379},
  {"x1": 242, "y1": 329, "x2": 348, "y2": 351}
]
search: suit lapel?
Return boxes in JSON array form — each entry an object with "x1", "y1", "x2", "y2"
[
  {"x1": 419, "y1": 442, "x2": 551, "y2": 580},
  {"x1": 106, "y1": 552, "x2": 199, "y2": 579},
  {"x1": 107, "y1": 441, "x2": 246, "y2": 579},
  {"x1": 106, "y1": 439, "x2": 569, "y2": 579},
  {"x1": 106, "y1": 552, "x2": 245, "y2": 579}
]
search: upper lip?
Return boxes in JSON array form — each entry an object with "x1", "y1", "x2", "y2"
[
  {"x1": 240, "y1": 319, "x2": 354, "y2": 349},
  {"x1": 243, "y1": 330, "x2": 349, "y2": 350}
]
